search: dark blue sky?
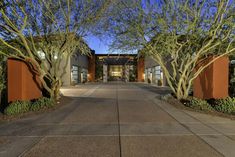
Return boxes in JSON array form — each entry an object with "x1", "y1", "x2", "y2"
[
  {"x1": 85, "y1": 35, "x2": 109, "y2": 54},
  {"x1": 85, "y1": 35, "x2": 138, "y2": 54}
]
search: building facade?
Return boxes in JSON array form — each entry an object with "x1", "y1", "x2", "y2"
[
  {"x1": 62, "y1": 53, "x2": 147, "y2": 85},
  {"x1": 62, "y1": 51, "x2": 90, "y2": 86},
  {"x1": 95, "y1": 54, "x2": 138, "y2": 82},
  {"x1": 144, "y1": 56, "x2": 167, "y2": 86}
]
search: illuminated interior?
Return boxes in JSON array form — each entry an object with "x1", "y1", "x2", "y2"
[{"x1": 109, "y1": 65, "x2": 123, "y2": 77}]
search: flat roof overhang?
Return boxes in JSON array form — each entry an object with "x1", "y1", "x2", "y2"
[
  {"x1": 103, "y1": 58, "x2": 136, "y2": 65},
  {"x1": 95, "y1": 54, "x2": 137, "y2": 57}
]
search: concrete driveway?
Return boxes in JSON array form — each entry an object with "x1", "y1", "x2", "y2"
[{"x1": 0, "y1": 82, "x2": 235, "y2": 156}]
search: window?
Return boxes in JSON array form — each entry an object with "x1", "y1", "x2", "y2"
[
  {"x1": 71, "y1": 66, "x2": 79, "y2": 84},
  {"x1": 155, "y1": 66, "x2": 162, "y2": 80}
]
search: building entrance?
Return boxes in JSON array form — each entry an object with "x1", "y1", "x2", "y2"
[
  {"x1": 96, "y1": 54, "x2": 138, "y2": 82},
  {"x1": 109, "y1": 65, "x2": 123, "y2": 77},
  {"x1": 108, "y1": 65, "x2": 123, "y2": 81}
]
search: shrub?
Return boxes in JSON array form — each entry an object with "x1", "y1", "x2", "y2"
[
  {"x1": 214, "y1": 97, "x2": 235, "y2": 114},
  {"x1": 185, "y1": 97, "x2": 213, "y2": 111},
  {"x1": 30, "y1": 97, "x2": 55, "y2": 111},
  {"x1": 4, "y1": 100, "x2": 31, "y2": 115},
  {"x1": 0, "y1": 64, "x2": 6, "y2": 92},
  {"x1": 4, "y1": 97, "x2": 55, "y2": 116}
]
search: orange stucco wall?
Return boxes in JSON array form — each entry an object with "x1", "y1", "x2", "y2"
[
  {"x1": 88, "y1": 55, "x2": 96, "y2": 82},
  {"x1": 137, "y1": 57, "x2": 145, "y2": 82},
  {"x1": 8, "y1": 58, "x2": 42, "y2": 102},
  {"x1": 193, "y1": 56, "x2": 229, "y2": 99}
]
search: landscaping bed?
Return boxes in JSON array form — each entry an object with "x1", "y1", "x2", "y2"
[
  {"x1": 161, "y1": 95, "x2": 235, "y2": 120},
  {"x1": 0, "y1": 96, "x2": 73, "y2": 122}
]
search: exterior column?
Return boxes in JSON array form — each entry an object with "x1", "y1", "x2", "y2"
[
  {"x1": 124, "y1": 65, "x2": 130, "y2": 82},
  {"x1": 194, "y1": 56, "x2": 229, "y2": 99},
  {"x1": 103, "y1": 64, "x2": 108, "y2": 82},
  {"x1": 137, "y1": 57, "x2": 145, "y2": 82},
  {"x1": 8, "y1": 58, "x2": 42, "y2": 102},
  {"x1": 88, "y1": 54, "x2": 96, "y2": 82}
]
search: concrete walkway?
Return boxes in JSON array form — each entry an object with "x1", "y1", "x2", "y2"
[{"x1": 0, "y1": 82, "x2": 235, "y2": 156}]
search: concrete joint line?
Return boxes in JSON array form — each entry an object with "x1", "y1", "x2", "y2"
[
  {"x1": 104, "y1": 83, "x2": 235, "y2": 156},
  {"x1": 152, "y1": 98, "x2": 235, "y2": 157},
  {"x1": 18, "y1": 136, "x2": 45, "y2": 157},
  {"x1": 18, "y1": 98, "x2": 80, "y2": 157},
  {"x1": 80, "y1": 85, "x2": 101, "y2": 97},
  {"x1": 3, "y1": 133, "x2": 232, "y2": 138},
  {"x1": 115, "y1": 82, "x2": 122, "y2": 157}
]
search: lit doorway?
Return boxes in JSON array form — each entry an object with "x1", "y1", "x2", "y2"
[{"x1": 109, "y1": 65, "x2": 123, "y2": 81}]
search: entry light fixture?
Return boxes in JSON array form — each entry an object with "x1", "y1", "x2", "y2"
[
  {"x1": 54, "y1": 55, "x2": 58, "y2": 60},
  {"x1": 37, "y1": 50, "x2": 45, "y2": 59}
]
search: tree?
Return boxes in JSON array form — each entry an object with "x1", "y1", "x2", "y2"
[
  {"x1": 0, "y1": 56, "x2": 5, "y2": 93},
  {"x1": 0, "y1": 0, "x2": 112, "y2": 100},
  {"x1": 0, "y1": 53, "x2": 6, "y2": 108},
  {"x1": 95, "y1": 0, "x2": 235, "y2": 99}
]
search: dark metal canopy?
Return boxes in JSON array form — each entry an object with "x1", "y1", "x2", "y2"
[{"x1": 104, "y1": 58, "x2": 134, "y2": 65}]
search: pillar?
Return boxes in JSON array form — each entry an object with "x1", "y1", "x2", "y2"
[
  {"x1": 193, "y1": 56, "x2": 229, "y2": 99},
  {"x1": 124, "y1": 65, "x2": 130, "y2": 82},
  {"x1": 137, "y1": 57, "x2": 145, "y2": 82},
  {"x1": 8, "y1": 58, "x2": 42, "y2": 102},
  {"x1": 103, "y1": 64, "x2": 108, "y2": 82},
  {"x1": 88, "y1": 54, "x2": 96, "y2": 82}
]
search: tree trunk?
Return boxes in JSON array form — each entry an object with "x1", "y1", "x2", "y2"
[
  {"x1": 0, "y1": 90, "x2": 1, "y2": 107},
  {"x1": 168, "y1": 81, "x2": 190, "y2": 100},
  {"x1": 50, "y1": 80, "x2": 62, "y2": 101},
  {"x1": 175, "y1": 90, "x2": 188, "y2": 100}
]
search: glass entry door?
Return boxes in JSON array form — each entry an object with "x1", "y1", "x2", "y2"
[{"x1": 109, "y1": 65, "x2": 123, "y2": 77}]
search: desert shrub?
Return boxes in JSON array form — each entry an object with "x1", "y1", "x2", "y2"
[
  {"x1": 185, "y1": 97, "x2": 213, "y2": 111},
  {"x1": 214, "y1": 97, "x2": 235, "y2": 114},
  {"x1": 0, "y1": 62, "x2": 6, "y2": 92},
  {"x1": 4, "y1": 97, "x2": 55, "y2": 115},
  {"x1": 30, "y1": 97, "x2": 55, "y2": 111},
  {"x1": 4, "y1": 100, "x2": 31, "y2": 115}
]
